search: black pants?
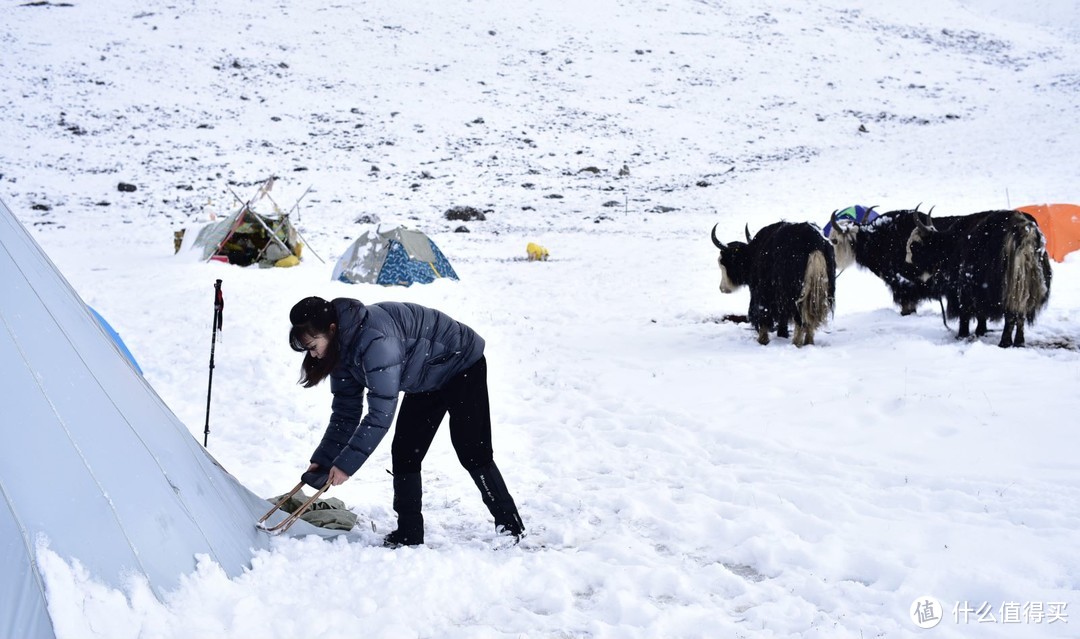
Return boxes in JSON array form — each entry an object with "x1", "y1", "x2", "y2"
[{"x1": 391, "y1": 356, "x2": 494, "y2": 474}]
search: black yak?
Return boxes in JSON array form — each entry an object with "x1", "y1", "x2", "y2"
[
  {"x1": 827, "y1": 207, "x2": 975, "y2": 315},
  {"x1": 905, "y1": 209, "x2": 1052, "y2": 347},
  {"x1": 711, "y1": 221, "x2": 836, "y2": 346}
]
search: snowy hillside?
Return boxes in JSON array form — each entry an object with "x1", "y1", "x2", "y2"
[{"x1": 2, "y1": 0, "x2": 1079, "y2": 637}]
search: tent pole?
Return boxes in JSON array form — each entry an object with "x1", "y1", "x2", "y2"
[
  {"x1": 247, "y1": 210, "x2": 294, "y2": 255},
  {"x1": 226, "y1": 184, "x2": 294, "y2": 261},
  {"x1": 266, "y1": 185, "x2": 312, "y2": 221},
  {"x1": 264, "y1": 190, "x2": 325, "y2": 263},
  {"x1": 290, "y1": 223, "x2": 325, "y2": 263}
]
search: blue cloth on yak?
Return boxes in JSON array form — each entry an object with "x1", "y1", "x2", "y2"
[{"x1": 822, "y1": 204, "x2": 879, "y2": 237}]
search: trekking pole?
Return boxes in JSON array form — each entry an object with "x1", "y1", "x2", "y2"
[{"x1": 203, "y1": 279, "x2": 224, "y2": 447}]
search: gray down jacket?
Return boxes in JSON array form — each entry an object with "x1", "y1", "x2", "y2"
[{"x1": 309, "y1": 298, "x2": 485, "y2": 476}]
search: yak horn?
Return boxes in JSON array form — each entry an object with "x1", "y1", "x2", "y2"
[
  {"x1": 710, "y1": 223, "x2": 726, "y2": 250},
  {"x1": 912, "y1": 210, "x2": 935, "y2": 233},
  {"x1": 829, "y1": 209, "x2": 841, "y2": 230},
  {"x1": 744, "y1": 223, "x2": 752, "y2": 242}
]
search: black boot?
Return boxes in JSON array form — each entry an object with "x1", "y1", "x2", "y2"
[
  {"x1": 469, "y1": 463, "x2": 525, "y2": 540},
  {"x1": 383, "y1": 472, "x2": 424, "y2": 547}
]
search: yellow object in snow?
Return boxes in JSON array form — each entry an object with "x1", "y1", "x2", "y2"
[
  {"x1": 275, "y1": 254, "x2": 300, "y2": 268},
  {"x1": 526, "y1": 242, "x2": 549, "y2": 261}
]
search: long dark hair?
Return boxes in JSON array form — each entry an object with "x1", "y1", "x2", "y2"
[{"x1": 288, "y1": 296, "x2": 340, "y2": 388}]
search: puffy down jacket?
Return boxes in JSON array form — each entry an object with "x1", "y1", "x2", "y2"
[{"x1": 309, "y1": 298, "x2": 485, "y2": 475}]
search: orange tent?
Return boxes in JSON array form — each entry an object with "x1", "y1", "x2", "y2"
[{"x1": 1017, "y1": 203, "x2": 1080, "y2": 262}]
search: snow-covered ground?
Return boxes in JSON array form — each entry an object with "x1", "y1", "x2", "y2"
[{"x1": 3, "y1": 0, "x2": 1079, "y2": 637}]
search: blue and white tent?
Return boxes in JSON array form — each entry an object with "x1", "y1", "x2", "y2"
[{"x1": 332, "y1": 225, "x2": 458, "y2": 286}]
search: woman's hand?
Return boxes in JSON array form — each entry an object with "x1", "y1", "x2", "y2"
[{"x1": 327, "y1": 465, "x2": 351, "y2": 486}]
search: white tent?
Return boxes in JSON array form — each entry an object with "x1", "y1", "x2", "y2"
[{"x1": 0, "y1": 198, "x2": 345, "y2": 639}]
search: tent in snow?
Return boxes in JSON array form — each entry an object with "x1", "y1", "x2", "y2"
[
  {"x1": 1017, "y1": 203, "x2": 1080, "y2": 262},
  {"x1": 178, "y1": 179, "x2": 304, "y2": 267},
  {"x1": 332, "y1": 225, "x2": 459, "y2": 286},
  {"x1": 1, "y1": 197, "x2": 347, "y2": 639},
  {"x1": 180, "y1": 205, "x2": 302, "y2": 267}
]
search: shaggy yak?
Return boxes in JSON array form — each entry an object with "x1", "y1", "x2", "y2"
[
  {"x1": 711, "y1": 221, "x2": 836, "y2": 346},
  {"x1": 905, "y1": 209, "x2": 1052, "y2": 347},
  {"x1": 826, "y1": 206, "x2": 976, "y2": 315}
]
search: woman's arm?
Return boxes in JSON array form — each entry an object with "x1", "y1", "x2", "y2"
[
  {"x1": 330, "y1": 333, "x2": 405, "y2": 475},
  {"x1": 309, "y1": 373, "x2": 365, "y2": 469}
]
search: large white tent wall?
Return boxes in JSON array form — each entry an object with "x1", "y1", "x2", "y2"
[{"x1": 0, "y1": 198, "x2": 342, "y2": 639}]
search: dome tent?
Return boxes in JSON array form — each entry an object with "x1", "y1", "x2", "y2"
[
  {"x1": 332, "y1": 225, "x2": 459, "y2": 286},
  {"x1": 0, "y1": 197, "x2": 347, "y2": 639}
]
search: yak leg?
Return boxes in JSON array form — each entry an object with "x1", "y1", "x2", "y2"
[
  {"x1": 998, "y1": 317, "x2": 1015, "y2": 348},
  {"x1": 900, "y1": 301, "x2": 917, "y2": 316},
  {"x1": 776, "y1": 322, "x2": 790, "y2": 339},
  {"x1": 956, "y1": 314, "x2": 971, "y2": 338},
  {"x1": 792, "y1": 325, "x2": 805, "y2": 347},
  {"x1": 756, "y1": 325, "x2": 770, "y2": 345},
  {"x1": 1013, "y1": 317, "x2": 1026, "y2": 347},
  {"x1": 999, "y1": 314, "x2": 1024, "y2": 348},
  {"x1": 975, "y1": 316, "x2": 989, "y2": 337}
]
